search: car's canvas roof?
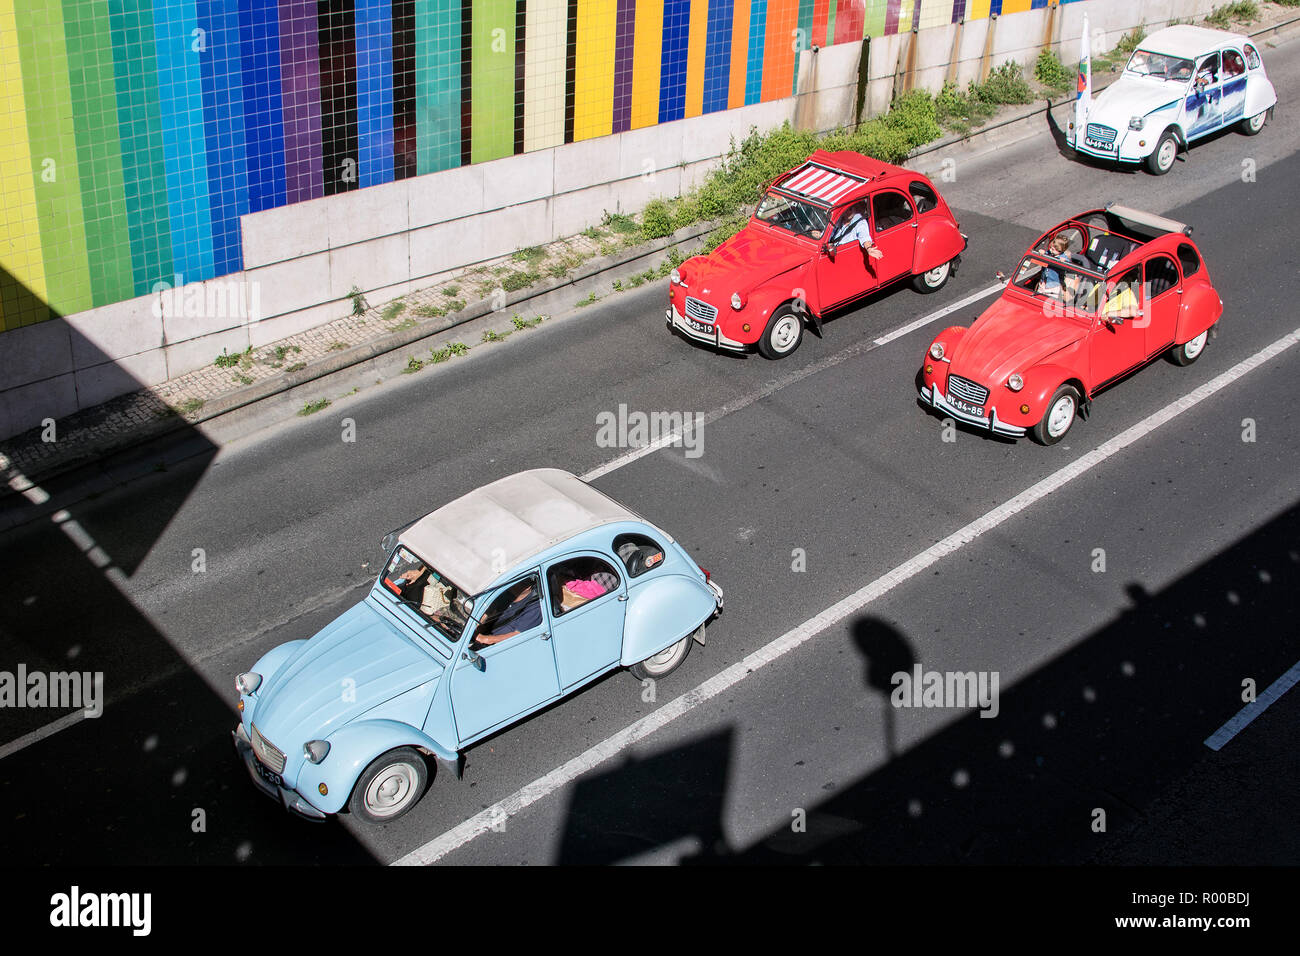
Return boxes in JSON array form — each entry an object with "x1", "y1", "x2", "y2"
[
  {"x1": 397, "y1": 469, "x2": 636, "y2": 595},
  {"x1": 774, "y1": 151, "x2": 919, "y2": 207},
  {"x1": 1140, "y1": 24, "x2": 1251, "y2": 59}
]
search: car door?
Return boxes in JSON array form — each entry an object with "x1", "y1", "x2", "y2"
[
  {"x1": 544, "y1": 552, "x2": 627, "y2": 691},
  {"x1": 1220, "y1": 47, "x2": 1248, "y2": 124},
  {"x1": 448, "y1": 572, "x2": 561, "y2": 744},
  {"x1": 814, "y1": 200, "x2": 876, "y2": 309},
  {"x1": 1142, "y1": 254, "x2": 1182, "y2": 357},
  {"x1": 867, "y1": 188, "x2": 917, "y2": 285},
  {"x1": 1089, "y1": 265, "x2": 1146, "y2": 386},
  {"x1": 1186, "y1": 51, "x2": 1222, "y2": 138}
]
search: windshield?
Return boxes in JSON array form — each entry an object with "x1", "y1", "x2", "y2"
[
  {"x1": 1011, "y1": 256, "x2": 1102, "y2": 315},
  {"x1": 754, "y1": 190, "x2": 831, "y2": 240},
  {"x1": 380, "y1": 545, "x2": 473, "y2": 642},
  {"x1": 1125, "y1": 48, "x2": 1194, "y2": 81}
]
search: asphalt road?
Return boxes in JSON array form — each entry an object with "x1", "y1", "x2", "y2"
[{"x1": 2, "y1": 33, "x2": 1298, "y2": 867}]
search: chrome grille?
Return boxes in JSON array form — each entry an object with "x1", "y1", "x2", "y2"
[
  {"x1": 946, "y1": 375, "x2": 989, "y2": 406},
  {"x1": 251, "y1": 724, "x2": 286, "y2": 774},
  {"x1": 1086, "y1": 123, "x2": 1117, "y2": 143},
  {"x1": 684, "y1": 297, "x2": 717, "y2": 325}
]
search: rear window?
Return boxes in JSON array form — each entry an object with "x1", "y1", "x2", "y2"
[
  {"x1": 1177, "y1": 243, "x2": 1201, "y2": 278},
  {"x1": 613, "y1": 533, "x2": 665, "y2": 578},
  {"x1": 909, "y1": 180, "x2": 938, "y2": 214}
]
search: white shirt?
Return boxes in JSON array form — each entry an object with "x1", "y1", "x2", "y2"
[{"x1": 836, "y1": 211, "x2": 873, "y2": 248}]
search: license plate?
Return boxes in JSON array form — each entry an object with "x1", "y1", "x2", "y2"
[
  {"x1": 685, "y1": 316, "x2": 714, "y2": 334},
  {"x1": 1084, "y1": 137, "x2": 1115, "y2": 152},
  {"x1": 253, "y1": 759, "x2": 283, "y2": 789},
  {"x1": 949, "y1": 395, "x2": 985, "y2": 418}
]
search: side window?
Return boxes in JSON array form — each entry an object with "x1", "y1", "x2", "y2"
[
  {"x1": 1222, "y1": 49, "x2": 1245, "y2": 78},
  {"x1": 473, "y1": 574, "x2": 543, "y2": 647},
  {"x1": 909, "y1": 180, "x2": 938, "y2": 214},
  {"x1": 1145, "y1": 256, "x2": 1180, "y2": 298},
  {"x1": 547, "y1": 557, "x2": 620, "y2": 616},
  {"x1": 1102, "y1": 266, "x2": 1143, "y2": 317},
  {"x1": 1244, "y1": 44, "x2": 1261, "y2": 70},
  {"x1": 1177, "y1": 243, "x2": 1201, "y2": 278},
  {"x1": 1196, "y1": 52, "x2": 1219, "y2": 84},
  {"x1": 613, "y1": 533, "x2": 665, "y2": 579},
  {"x1": 871, "y1": 190, "x2": 914, "y2": 232}
]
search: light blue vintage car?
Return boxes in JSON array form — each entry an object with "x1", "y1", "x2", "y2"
[
  {"x1": 232, "y1": 468, "x2": 723, "y2": 823},
  {"x1": 1069, "y1": 24, "x2": 1276, "y2": 175}
]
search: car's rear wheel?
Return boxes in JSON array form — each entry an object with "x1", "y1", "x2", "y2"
[
  {"x1": 1030, "y1": 384, "x2": 1081, "y2": 445},
  {"x1": 1171, "y1": 329, "x2": 1209, "y2": 366},
  {"x1": 630, "y1": 626, "x2": 698, "y2": 680},
  {"x1": 348, "y1": 747, "x2": 429, "y2": 824},
  {"x1": 1240, "y1": 110, "x2": 1267, "y2": 135},
  {"x1": 912, "y1": 258, "x2": 955, "y2": 294},
  {"x1": 1146, "y1": 131, "x2": 1178, "y2": 175},
  {"x1": 757, "y1": 306, "x2": 804, "y2": 359}
]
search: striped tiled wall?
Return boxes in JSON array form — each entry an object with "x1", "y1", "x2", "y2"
[{"x1": 0, "y1": 0, "x2": 1088, "y2": 332}]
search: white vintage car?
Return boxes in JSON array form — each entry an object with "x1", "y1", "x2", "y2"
[{"x1": 1069, "y1": 24, "x2": 1276, "y2": 175}]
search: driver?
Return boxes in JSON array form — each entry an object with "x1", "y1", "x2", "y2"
[
  {"x1": 833, "y1": 202, "x2": 884, "y2": 262},
  {"x1": 474, "y1": 579, "x2": 543, "y2": 646}
]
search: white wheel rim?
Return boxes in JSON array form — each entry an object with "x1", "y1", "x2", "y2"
[
  {"x1": 1157, "y1": 139, "x2": 1176, "y2": 170},
  {"x1": 770, "y1": 315, "x2": 800, "y2": 352},
  {"x1": 1249, "y1": 112, "x2": 1265, "y2": 131},
  {"x1": 1047, "y1": 395, "x2": 1075, "y2": 438},
  {"x1": 364, "y1": 761, "x2": 418, "y2": 817},
  {"x1": 642, "y1": 636, "x2": 690, "y2": 676},
  {"x1": 924, "y1": 263, "x2": 949, "y2": 287},
  {"x1": 1183, "y1": 331, "x2": 1207, "y2": 359}
]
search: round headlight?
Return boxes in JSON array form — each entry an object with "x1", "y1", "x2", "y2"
[
  {"x1": 1128, "y1": 116, "x2": 1145, "y2": 131},
  {"x1": 929, "y1": 342, "x2": 945, "y2": 361},
  {"x1": 236, "y1": 672, "x2": 262, "y2": 695},
  {"x1": 731, "y1": 292, "x2": 743, "y2": 310},
  {"x1": 1007, "y1": 373, "x2": 1024, "y2": 392},
  {"x1": 303, "y1": 740, "x2": 331, "y2": 764},
  {"x1": 670, "y1": 268, "x2": 681, "y2": 285}
]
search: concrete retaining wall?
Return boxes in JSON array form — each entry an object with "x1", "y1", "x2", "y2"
[{"x1": 0, "y1": 0, "x2": 1221, "y2": 440}]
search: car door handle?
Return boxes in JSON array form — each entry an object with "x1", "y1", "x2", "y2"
[
  {"x1": 617, "y1": 595, "x2": 628, "y2": 602},
  {"x1": 540, "y1": 631, "x2": 550, "y2": 640}
]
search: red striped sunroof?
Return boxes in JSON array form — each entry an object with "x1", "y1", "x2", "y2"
[{"x1": 779, "y1": 162, "x2": 866, "y2": 205}]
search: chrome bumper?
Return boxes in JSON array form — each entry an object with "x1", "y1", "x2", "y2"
[
  {"x1": 666, "y1": 306, "x2": 748, "y2": 354},
  {"x1": 232, "y1": 722, "x2": 327, "y2": 821},
  {"x1": 707, "y1": 578, "x2": 724, "y2": 611},
  {"x1": 920, "y1": 384, "x2": 1027, "y2": 438}
]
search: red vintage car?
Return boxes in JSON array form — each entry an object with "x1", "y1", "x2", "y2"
[
  {"x1": 667, "y1": 150, "x2": 966, "y2": 359},
  {"x1": 918, "y1": 205, "x2": 1223, "y2": 444}
]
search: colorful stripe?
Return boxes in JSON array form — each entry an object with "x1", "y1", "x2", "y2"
[
  {"x1": 761, "y1": 0, "x2": 798, "y2": 102},
  {"x1": 745, "y1": 0, "x2": 768, "y2": 105},
  {"x1": 356, "y1": 0, "x2": 395, "y2": 186},
  {"x1": 416, "y1": 0, "x2": 461, "y2": 174},
  {"x1": 523, "y1": 0, "x2": 567, "y2": 149},
  {"x1": 659, "y1": 0, "x2": 691, "y2": 122},
  {"x1": 471, "y1": 0, "x2": 515, "y2": 161},
  {"x1": 611, "y1": 0, "x2": 636, "y2": 132},
  {"x1": 726, "y1": 0, "x2": 750, "y2": 110},
  {"x1": 279, "y1": 0, "x2": 326, "y2": 202},
  {"x1": 629, "y1": 0, "x2": 663, "y2": 129},
  {"x1": 684, "y1": 0, "x2": 709, "y2": 118},
  {"x1": 573, "y1": 0, "x2": 615, "y2": 140},
  {"x1": 239, "y1": 0, "x2": 289, "y2": 214}
]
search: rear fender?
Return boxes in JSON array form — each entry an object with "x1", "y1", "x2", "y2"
[
  {"x1": 621, "y1": 575, "x2": 716, "y2": 667},
  {"x1": 913, "y1": 217, "x2": 965, "y2": 274}
]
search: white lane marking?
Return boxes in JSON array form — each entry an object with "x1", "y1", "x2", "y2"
[
  {"x1": 0, "y1": 711, "x2": 85, "y2": 763},
  {"x1": 582, "y1": 283, "x2": 1002, "y2": 481},
  {"x1": 872, "y1": 282, "x2": 1001, "y2": 346},
  {"x1": 1204, "y1": 659, "x2": 1300, "y2": 751},
  {"x1": 394, "y1": 325, "x2": 1300, "y2": 865}
]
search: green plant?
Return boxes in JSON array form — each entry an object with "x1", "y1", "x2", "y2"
[
  {"x1": 328, "y1": 340, "x2": 348, "y2": 351},
  {"x1": 576, "y1": 291, "x2": 599, "y2": 307},
  {"x1": 347, "y1": 285, "x2": 367, "y2": 315},
  {"x1": 175, "y1": 397, "x2": 205, "y2": 415},
  {"x1": 611, "y1": 279, "x2": 623, "y2": 292},
  {"x1": 1034, "y1": 48, "x2": 1074, "y2": 93},
  {"x1": 581, "y1": 225, "x2": 605, "y2": 240},
  {"x1": 298, "y1": 398, "x2": 331, "y2": 416},
  {"x1": 213, "y1": 347, "x2": 247, "y2": 368},
  {"x1": 640, "y1": 199, "x2": 675, "y2": 240},
  {"x1": 381, "y1": 299, "x2": 407, "y2": 321},
  {"x1": 403, "y1": 356, "x2": 425, "y2": 373},
  {"x1": 232, "y1": 372, "x2": 255, "y2": 385},
  {"x1": 1205, "y1": 2, "x2": 1258, "y2": 27},
  {"x1": 429, "y1": 341, "x2": 469, "y2": 363},
  {"x1": 386, "y1": 316, "x2": 417, "y2": 332},
  {"x1": 601, "y1": 211, "x2": 639, "y2": 234},
  {"x1": 511, "y1": 245, "x2": 546, "y2": 264},
  {"x1": 512, "y1": 314, "x2": 542, "y2": 330},
  {"x1": 285, "y1": 361, "x2": 306, "y2": 373},
  {"x1": 441, "y1": 285, "x2": 460, "y2": 296},
  {"x1": 974, "y1": 61, "x2": 1033, "y2": 106},
  {"x1": 501, "y1": 270, "x2": 540, "y2": 292},
  {"x1": 482, "y1": 328, "x2": 510, "y2": 342}
]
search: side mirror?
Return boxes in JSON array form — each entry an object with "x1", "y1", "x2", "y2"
[
  {"x1": 381, "y1": 531, "x2": 399, "y2": 555},
  {"x1": 823, "y1": 240, "x2": 835, "y2": 260},
  {"x1": 995, "y1": 271, "x2": 1007, "y2": 283},
  {"x1": 462, "y1": 647, "x2": 485, "y2": 672}
]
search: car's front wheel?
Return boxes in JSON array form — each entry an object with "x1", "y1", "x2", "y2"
[
  {"x1": 348, "y1": 747, "x2": 429, "y2": 824},
  {"x1": 912, "y1": 257, "x2": 955, "y2": 294},
  {"x1": 1240, "y1": 110, "x2": 1267, "y2": 136},
  {"x1": 1030, "y1": 384, "x2": 1081, "y2": 445},
  {"x1": 757, "y1": 305, "x2": 804, "y2": 359},
  {"x1": 1146, "y1": 131, "x2": 1178, "y2": 175},
  {"x1": 630, "y1": 626, "x2": 699, "y2": 680},
  {"x1": 1170, "y1": 329, "x2": 1209, "y2": 366}
]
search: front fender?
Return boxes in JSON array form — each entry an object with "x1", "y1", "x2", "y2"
[
  {"x1": 1018, "y1": 365, "x2": 1084, "y2": 419},
  {"x1": 297, "y1": 719, "x2": 457, "y2": 814},
  {"x1": 240, "y1": 639, "x2": 307, "y2": 730},
  {"x1": 913, "y1": 218, "x2": 964, "y2": 274},
  {"x1": 620, "y1": 575, "x2": 715, "y2": 667}
]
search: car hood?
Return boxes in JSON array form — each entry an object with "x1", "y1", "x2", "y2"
[
  {"x1": 949, "y1": 297, "x2": 1085, "y2": 386},
  {"x1": 251, "y1": 600, "x2": 443, "y2": 752},
  {"x1": 1088, "y1": 76, "x2": 1184, "y2": 127},
  {"x1": 684, "y1": 225, "x2": 810, "y2": 298}
]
